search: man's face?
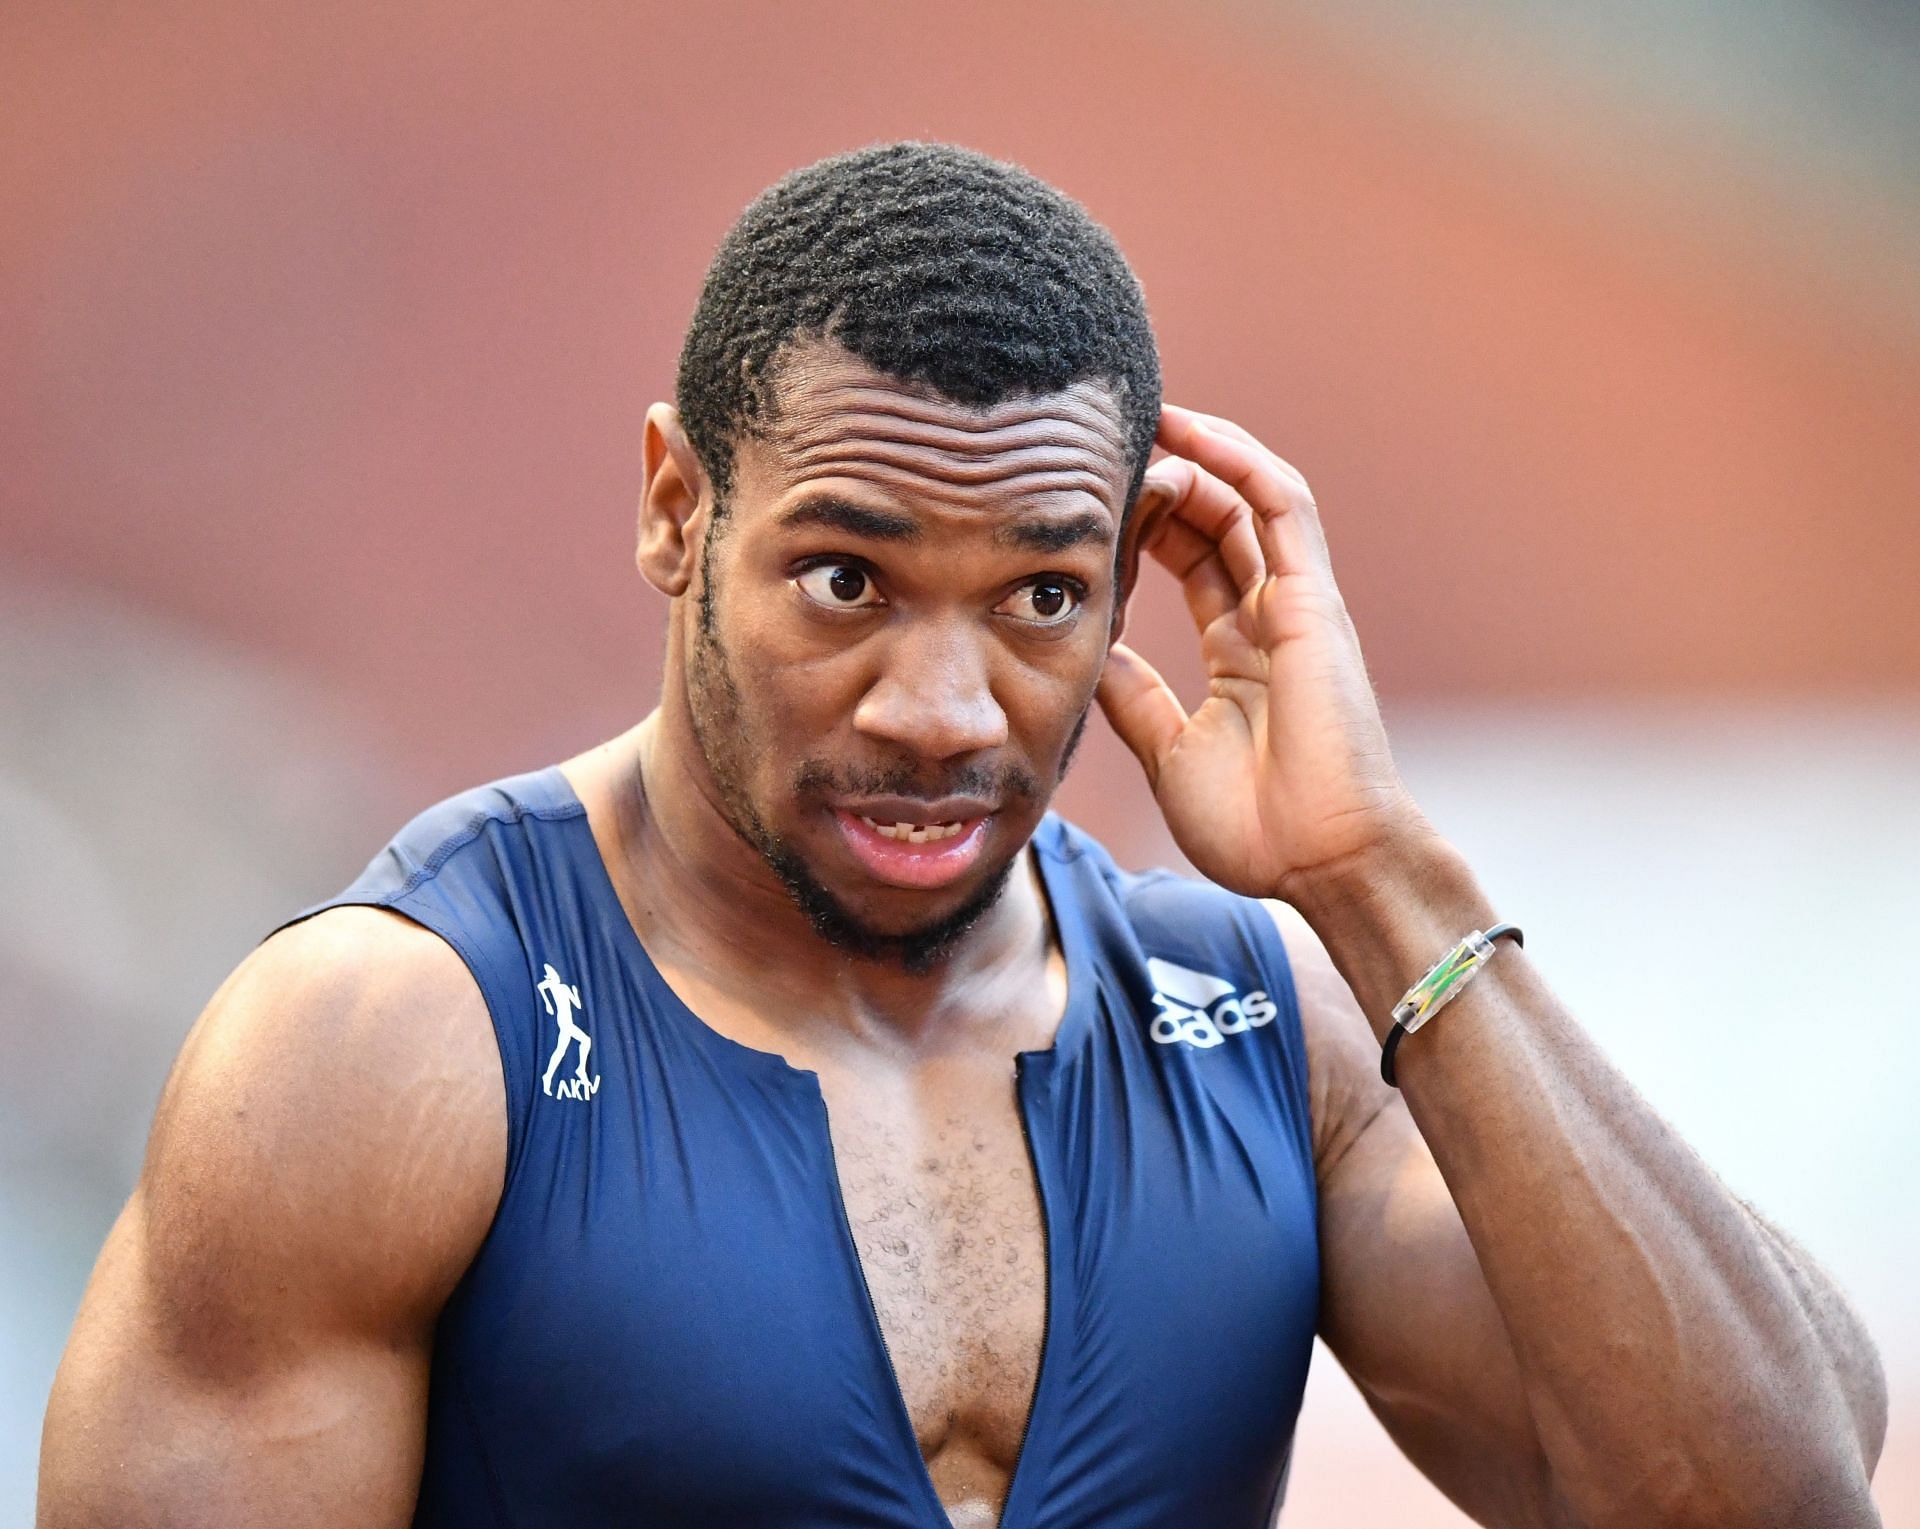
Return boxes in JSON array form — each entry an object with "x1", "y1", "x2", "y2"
[{"x1": 681, "y1": 342, "x2": 1136, "y2": 971}]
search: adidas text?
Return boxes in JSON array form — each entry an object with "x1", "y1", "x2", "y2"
[{"x1": 1146, "y1": 957, "x2": 1277, "y2": 1050}]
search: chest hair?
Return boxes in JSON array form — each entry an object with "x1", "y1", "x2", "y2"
[{"x1": 821, "y1": 1069, "x2": 1049, "y2": 1472}]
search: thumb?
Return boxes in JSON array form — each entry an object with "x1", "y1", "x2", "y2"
[{"x1": 1097, "y1": 643, "x2": 1187, "y2": 788}]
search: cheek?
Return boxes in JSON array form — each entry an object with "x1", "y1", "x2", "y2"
[
  {"x1": 712, "y1": 615, "x2": 857, "y2": 752},
  {"x1": 1000, "y1": 646, "x2": 1105, "y2": 751}
]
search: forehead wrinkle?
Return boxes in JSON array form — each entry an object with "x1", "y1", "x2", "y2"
[
  {"x1": 754, "y1": 365, "x2": 1134, "y2": 522},
  {"x1": 778, "y1": 459, "x2": 1119, "y2": 518},
  {"x1": 785, "y1": 439, "x2": 1119, "y2": 494},
  {"x1": 778, "y1": 410, "x2": 1127, "y2": 464},
  {"x1": 771, "y1": 386, "x2": 1130, "y2": 457},
  {"x1": 777, "y1": 404, "x2": 1128, "y2": 501},
  {"x1": 787, "y1": 418, "x2": 1121, "y2": 466}
]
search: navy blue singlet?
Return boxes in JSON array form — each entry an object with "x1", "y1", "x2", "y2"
[{"x1": 287, "y1": 767, "x2": 1320, "y2": 1528}]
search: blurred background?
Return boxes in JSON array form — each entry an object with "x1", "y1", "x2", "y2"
[{"x1": 3, "y1": 2, "x2": 1916, "y2": 1523}]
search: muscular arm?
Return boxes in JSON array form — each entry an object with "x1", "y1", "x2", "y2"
[
  {"x1": 1271, "y1": 866, "x2": 1886, "y2": 1529},
  {"x1": 1096, "y1": 396, "x2": 1882, "y2": 1524},
  {"x1": 38, "y1": 907, "x2": 505, "y2": 1528}
]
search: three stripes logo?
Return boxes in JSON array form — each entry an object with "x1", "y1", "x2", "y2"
[{"x1": 1146, "y1": 957, "x2": 1277, "y2": 1050}]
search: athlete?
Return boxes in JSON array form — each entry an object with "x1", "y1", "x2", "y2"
[
  {"x1": 537, "y1": 963, "x2": 594, "y2": 1098},
  {"x1": 40, "y1": 144, "x2": 1885, "y2": 1528}
]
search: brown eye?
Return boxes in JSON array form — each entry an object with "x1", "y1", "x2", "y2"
[
  {"x1": 997, "y1": 578, "x2": 1082, "y2": 626},
  {"x1": 796, "y1": 564, "x2": 883, "y2": 609}
]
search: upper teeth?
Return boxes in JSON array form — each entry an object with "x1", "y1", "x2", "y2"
[{"x1": 861, "y1": 817, "x2": 966, "y2": 844}]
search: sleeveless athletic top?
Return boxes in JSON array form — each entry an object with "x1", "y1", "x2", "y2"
[{"x1": 285, "y1": 767, "x2": 1320, "y2": 1528}]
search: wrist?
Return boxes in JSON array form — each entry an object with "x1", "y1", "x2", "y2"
[
  {"x1": 1277, "y1": 819, "x2": 1473, "y2": 925},
  {"x1": 1279, "y1": 830, "x2": 1501, "y2": 1045}
]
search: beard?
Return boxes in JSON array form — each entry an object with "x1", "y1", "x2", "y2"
[{"x1": 685, "y1": 564, "x2": 1087, "y2": 974}]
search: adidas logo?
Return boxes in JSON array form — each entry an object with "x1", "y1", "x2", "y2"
[{"x1": 1146, "y1": 957, "x2": 1277, "y2": 1050}]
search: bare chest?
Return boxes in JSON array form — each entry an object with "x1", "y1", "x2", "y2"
[{"x1": 816, "y1": 1064, "x2": 1049, "y2": 1511}]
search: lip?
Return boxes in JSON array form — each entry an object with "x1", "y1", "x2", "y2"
[{"x1": 832, "y1": 808, "x2": 992, "y2": 890}]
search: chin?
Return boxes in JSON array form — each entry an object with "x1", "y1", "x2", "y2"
[{"x1": 768, "y1": 829, "x2": 1026, "y2": 971}]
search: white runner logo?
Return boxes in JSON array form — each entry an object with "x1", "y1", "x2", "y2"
[
  {"x1": 1146, "y1": 957, "x2": 1277, "y2": 1050},
  {"x1": 538, "y1": 962, "x2": 600, "y2": 1100}
]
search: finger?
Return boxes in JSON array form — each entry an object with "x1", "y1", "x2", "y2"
[
  {"x1": 1113, "y1": 465, "x2": 1181, "y2": 616},
  {"x1": 1151, "y1": 454, "x2": 1268, "y2": 593},
  {"x1": 1162, "y1": 417, "x2": 1325, "y2": 591},
  {"x1": 1133, "y1": 459, "x2": 1186, "y2": 529},
  {"x1": 1161, "y1": 405, "x2": 1319, "y2": 575},
  {"x1": 1161, "y1": 455, "x2": 1279, "y2": 589},
  {"x1": 1160, "y1": 402, "x2": 1309, "y2": 492},
  {"x1": 1096, "y1": 643, "x2": 1187, "y2": 787},
  {"x1": 1142, "y1": 513, "x2": 1244, "y2": 633},
  {"x1": 1160, "y1": 405, "x2": 1317, "y2": 533},
  {"x1": 1162, "y1": 403, "x2": 1311, "y2": 493}
]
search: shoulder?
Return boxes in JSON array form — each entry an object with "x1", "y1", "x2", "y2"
[
  {"x1": 140, "y1": 905, "x2": 505, "y2": 1346},
  {"x1": 1042, "y1": 814, "x2": 1395, "y2": 1173},
  {"x1": 287, "y1": 767, "x2": 586, "y2": 1010},
  {"x1": 321, "y1": 767, "x2": 584, "y2": 907},
  {"x1": 1039, "y1": 813, "x2": 1271, "y2": 936},
  {"x1": 1041, "y1": 815, "x2": 1303, "y2": 987},
  {"x1": 41, "y1": 907, "x2": 504, "y2": 1520},
  {"x1": 1043, "y1": 816, "x2": 1306, "y2": 1055}
]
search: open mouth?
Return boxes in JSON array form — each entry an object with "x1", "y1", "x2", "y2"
[{"x1": 832, "y1": 808, "x2": 993, "y2": 890}]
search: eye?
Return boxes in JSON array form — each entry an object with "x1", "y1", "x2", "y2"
[
  {"x1": 795, "y1": 562, "x2": 885, "y2": 609},
  {"x1": 996, "y1": 577, "x2": 1084, "y2": 627}
]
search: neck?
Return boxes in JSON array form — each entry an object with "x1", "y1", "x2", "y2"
[{"x1": 564, "y1": 693, "x2": 1058, "y2": 1060}]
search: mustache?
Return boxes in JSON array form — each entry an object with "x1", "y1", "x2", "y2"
[{"x1": 792, "y1": 758, "x2": 1042, "y2": 806}]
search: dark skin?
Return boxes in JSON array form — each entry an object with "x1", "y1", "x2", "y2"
[{"x1": 40, "y1": 336, "x2": 1885, "y2": 1528}]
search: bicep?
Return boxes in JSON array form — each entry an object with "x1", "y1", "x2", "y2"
[
  {"x1": 38, "y1": 907, "x2": 505, "y2": 1529},
  {"x1": 41, "y1": 1195, "x2": 433, "y2": 1528},
  {"x1": 1271, "y1": 900, "x2": 1563, "y2": 1528}
]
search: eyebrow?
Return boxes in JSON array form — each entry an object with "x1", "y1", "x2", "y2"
[
  {"x1": 776, "y1": 495, "x2": 1112, "y2": 554},
  {"x1": 995, "y1": 511, "x2": 1112, "y2": 553},
  {"x1": 776, "y1": 496, "x2": 919, "y2": 541}
]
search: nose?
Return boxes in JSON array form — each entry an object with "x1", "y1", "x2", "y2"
[{"x1": 851, "y1": 616, "x2": 1009, "y2": 761}]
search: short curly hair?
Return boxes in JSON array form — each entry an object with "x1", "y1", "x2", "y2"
[{"x1": 675, "y1": 141, "x2": 1161, "y2": 518}]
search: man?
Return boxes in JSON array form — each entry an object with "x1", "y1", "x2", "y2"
[{"x1": 39, "y1": 143, "x2": 1885, "y2": 1528}]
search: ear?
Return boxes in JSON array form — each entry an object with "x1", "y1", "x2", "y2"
[
  {"x1": 636, "y1": 402, "x2": 710, "y2": 597},
  {"x1": 1109, "y1": 461, "x2": 1178, "y2": 648}
]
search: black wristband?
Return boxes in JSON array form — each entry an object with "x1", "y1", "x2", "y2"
[{"x1": 1379, "y1": 922, "x2": 1523, "y2": 1088}]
